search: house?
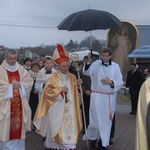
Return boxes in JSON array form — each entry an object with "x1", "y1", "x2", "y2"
[{"x1": 136, "y1": 25, "x2": 150, "y2": 47}]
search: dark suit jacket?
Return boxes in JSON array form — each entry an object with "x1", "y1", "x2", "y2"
[{"x1": 126, "y1": 69, "x2": 144, "y2": 94}]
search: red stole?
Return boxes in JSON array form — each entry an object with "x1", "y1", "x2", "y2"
[{"x1": 7, "y1": 70, "x2": 22, "y2": 140}]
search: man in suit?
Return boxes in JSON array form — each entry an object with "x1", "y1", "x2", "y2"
[{"x1": 126, "y1": 63, "x2": 144, "y2": 115}]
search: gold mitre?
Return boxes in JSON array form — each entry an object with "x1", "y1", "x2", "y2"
[{"x1": 52, "y1": 44, "x2": 69, "y2": 64}]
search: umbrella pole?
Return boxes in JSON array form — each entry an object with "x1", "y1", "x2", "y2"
[
  {"x1": 134, "y1": 57, "x2": 136, "y2": 63},
  {"x1": 77, "y1": 70, "x2": 89, "y2": 150},
  {"x1": 90, "y1": 31, "x2": 92, "y2": 50},
  {"x1": 90, "y1": 31, "x2": 92, "y2": 58}
]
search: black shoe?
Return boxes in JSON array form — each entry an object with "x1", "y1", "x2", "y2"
[
  {"x1": 101, "y1": 146, "x2": 109, "y2": 150},
  {"x1": 97, "y1": 139, "x2": 102, "y2": 148},
  {"x1": 90, "y1": 140, "x2": 97, "y2": 149},
  {"x1": 109, "y1": 139, "x2": 113, "y2": 145},
  {"x1": 129, "y1": 111, "x2": 134, "y2": 114},
  {"x1": 129, "y1": 111, "x2": 136, "y2": 115}
]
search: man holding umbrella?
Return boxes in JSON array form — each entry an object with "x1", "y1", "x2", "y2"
[{"x1": 82, "y1": 48, "x2": 123, "y2": 150}]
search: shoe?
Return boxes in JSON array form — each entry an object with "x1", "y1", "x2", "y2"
[
  {"x1": 109, "y1": 139, "x2": 113, "y2": 145},
  {"x1": 97, "y1": 139, "x2": 102, "y2": 148},
  {"x1": 90, "y1": 140, "x2": 97, "y2": 149},
  {"x1": 101, "y1": 146, "x2": 109, "y2": 150},
  {"x1": 129, "y1": 111, "x2": 136, "y2": 115},
  {"x1": 129, "y1": 111, "x2": 134, "y2": 115}
]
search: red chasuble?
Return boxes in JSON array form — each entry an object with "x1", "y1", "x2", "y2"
[{"x1": 7, "y1": 70, "x2": 22, "y2": 140}]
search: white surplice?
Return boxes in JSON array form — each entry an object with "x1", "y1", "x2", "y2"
[
  {"x1": 82, "y1": 60, "x2": 123, "y2": 147},
  {"x1": 40, "y1": 67, "x2": 56, "y2": 83}
]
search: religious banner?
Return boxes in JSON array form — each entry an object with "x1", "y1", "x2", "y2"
[{"x1": 106, "y1": 21, "x2": 139, "y2": 80}]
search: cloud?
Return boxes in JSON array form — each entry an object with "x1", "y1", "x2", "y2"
[{"x1": 0, "y1": 0, "x2": 150, "y2": 48}]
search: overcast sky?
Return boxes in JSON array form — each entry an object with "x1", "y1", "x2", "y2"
[{"x1": 0, "y1": 0, "x2": 149, "y2": 49}]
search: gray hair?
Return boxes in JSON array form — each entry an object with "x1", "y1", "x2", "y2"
[{"x1": 5, "y1": 49, "x2": 18, "y2": 57}]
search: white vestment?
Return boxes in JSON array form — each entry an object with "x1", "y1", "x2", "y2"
[
  {"x1": 44, "y1": 72, "x2": 76, "y2": 149},
  {"x1": 33, "y1": 71, "x2": 82, "y2": 150},
  {"x1": 82, "y1": 60, "x2": 123, "y2": 147},
  {"x1": 40, "y1": 67, "x2": 56, "y2": 83}
]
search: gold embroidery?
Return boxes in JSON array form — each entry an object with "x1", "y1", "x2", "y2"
[
  {"x1": 55, "y1": 57, "x2": 69, "y2": 64},
  {"x1": 7, "y1": 70, "x2": 22, "y2": 140},
  {"x1": 11, "y1": 78, "x2": 18, "y2": 84},
  {"x1": 67, "y1": 135, "x2": 72, "y2": 141},
  {"x1": 63, "y1": 105, "x2": 73, "y2": 141},
  {"x1": 10, "y1": 92, "x2": 22, "y2": 131}
]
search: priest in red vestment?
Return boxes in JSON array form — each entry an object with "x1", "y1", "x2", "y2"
[{"x1": 0, "y1": 49, "x2": 33, "y2": 150}]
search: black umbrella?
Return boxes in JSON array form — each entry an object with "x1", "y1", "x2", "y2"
[
  {"x1": 57, "y1": 9, "x2": 122, "y2": 50},
  {"x1": 58, "y1": 10, "x2": 122, "y2": 150},
  {"x1": 57, "y1": 9, "x2": 122, "y2": 31}
]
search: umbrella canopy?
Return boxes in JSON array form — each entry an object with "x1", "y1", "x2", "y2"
[
  {"x1": 128, "y1": 45, "x2": 150, "y2": 59},
  {"x1": 57, "y1": 9, "x2": 122, "y2": 31}
]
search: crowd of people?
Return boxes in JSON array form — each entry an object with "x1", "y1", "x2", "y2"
[{"x1": 0, "y1": 44, "x2": 150, "y2": 150}]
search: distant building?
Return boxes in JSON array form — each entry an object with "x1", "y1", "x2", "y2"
[
  {"x1": 136, "y1": 25, "x2": 150, "y2": 47},
  {"x1": 0, "y1": 45, "x2": 4, "y2": 51},
  {"x1": 32, "y1": 52, "x2": 40, "y2": 61}
]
